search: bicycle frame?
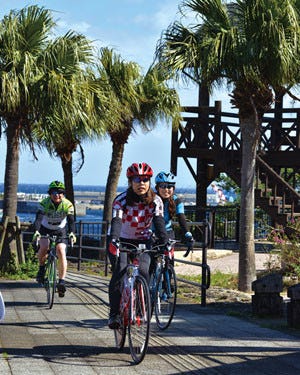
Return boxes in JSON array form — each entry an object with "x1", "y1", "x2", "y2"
[{"x1": 36, "y1": 234, "x2": 71, "y2": 309}]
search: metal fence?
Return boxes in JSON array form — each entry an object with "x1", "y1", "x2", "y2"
[
  {"x1": 184, "y1": 205, "x2": 272, "y2": 249},
  {"x1": 21, "y1": 219, "x2": 211, "y2": 306},
  {"x1": 19, "y1": 206, "x2": 272, "y2": 306}
]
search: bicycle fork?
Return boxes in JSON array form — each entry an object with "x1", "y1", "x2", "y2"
[{"x1": 128, "y1": 265, "x2": 147, "y2": 326}]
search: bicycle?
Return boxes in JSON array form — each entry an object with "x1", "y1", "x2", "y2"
[
  {"x1": 149, "y1": 240, "x2": 178, "y2": 330},
  {"x1": 36, "y1": 235, "x2": 73, "y2": 309},
  {"x1": 113, "y1": 240, "x2": 151, "y2": 364}
]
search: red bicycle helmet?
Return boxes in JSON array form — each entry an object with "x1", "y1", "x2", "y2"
[{"x1": 126, "y1": 162, "x2": 153, "y2": 178}]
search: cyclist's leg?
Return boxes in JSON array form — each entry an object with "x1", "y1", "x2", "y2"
[
  {"x1": 138, "y1": 253, "x2": 151, "y2": 283},
  {"x1": 56, "y1": 243, "x2": 67, "y2": 280},
  {"x1": 108, "y1": 252, "x2": 127, "y2": 328},
  {"x1": 56, "y1": 242, "x2": 67, "y2": 297},
  {"x1": 36, "y1": 235, "x2": 49, "y2": 283},
  {"x1": 167, "y1": 230, "x2": 175, "y2": 266}
]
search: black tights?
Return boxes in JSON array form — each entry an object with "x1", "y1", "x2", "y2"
[{"x1": 108, "y1": 251, "x2": 151, "y2": 316}]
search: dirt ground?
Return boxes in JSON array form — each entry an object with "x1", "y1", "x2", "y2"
[{"x1": 174, "y1": 248, "x2": 278, "y2": 275}]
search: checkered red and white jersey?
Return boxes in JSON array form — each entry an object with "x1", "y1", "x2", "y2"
[{"x1": 112, "y1": 190, "x2": 164, "y2": 240}]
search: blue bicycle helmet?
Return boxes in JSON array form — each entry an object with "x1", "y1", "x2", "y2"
[{"x1": 155, "y1": 171, "x2": 176, "y2": 185}]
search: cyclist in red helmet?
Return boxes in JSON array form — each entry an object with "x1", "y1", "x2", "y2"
[{"x1": 107, "y1": 162, "x2": 169, "y2": 329}]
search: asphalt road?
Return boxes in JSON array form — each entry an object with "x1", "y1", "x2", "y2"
[{"x1": 1, "y1": 272, "x2": 300, "y2": 375}]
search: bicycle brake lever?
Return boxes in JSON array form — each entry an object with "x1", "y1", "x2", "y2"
[{"x1": 183, "y1": 245, "x2": 193, "y2": 258}]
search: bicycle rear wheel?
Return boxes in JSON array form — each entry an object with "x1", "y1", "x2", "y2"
[
  {"x1": 128, "y1": 275, "x2": 150, "y2": 364},
  {"x1": 45, "y1": 256, "x2": 56, "y2": 309},
  {"x1": 155, "y1": 264, "x2": 177, "y2": 330}
]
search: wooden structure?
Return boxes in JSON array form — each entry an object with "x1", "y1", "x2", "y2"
[{"x1": 171, "y1": 100, "x2": 300, "y2": 226}]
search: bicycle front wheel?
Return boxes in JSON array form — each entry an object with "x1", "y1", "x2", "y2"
[
  {"x1": 114, "y1": 322, "x2": 126, "y2": 350},
  {"x1": 128, "y1": 275, "x2": 151, "y2": 364},
  {"x1": 45, "y1": 256, "x2": 56, "y2": 309},
  {"x1": 155, "y1": 264, "x2": 177, "y2": 330},
  {"x1": 114, "y1": 299, "x2": 127, "y2": 350},
  {"x1": 0, "y1": 291, "x2": 5, "y2": 321}
]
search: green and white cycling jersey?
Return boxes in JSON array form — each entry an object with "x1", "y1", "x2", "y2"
[{"x1": 38, "y1": 196, "x2": 74, "y2": 230}]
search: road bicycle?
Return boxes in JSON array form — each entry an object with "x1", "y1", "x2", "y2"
[
  {"x1": 149, "y1": 239, "x2": 194, "y2": 330},
  {"x1": 113, "y1": 240, "x2": 151, "y2": 364},
  {"x1": 36, "y1": 235, "x2": 73, "y2": 309}
]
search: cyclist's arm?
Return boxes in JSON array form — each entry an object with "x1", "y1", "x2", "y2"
[
  {"x1": 176, "y1": 213, "x2": 189, "y2": 235},
  {"x1": 109, "y1": 216, "x2": 122, "y2": 239},
  {"x1": 174, "y1": 197, "x2": 188, "y2": 234},
  {"x1": 33, "y1": 210, "x2": 44, "y2": 232},
  {"x1": 67, "y1": 213, "x2": 75, "y2": 233},
  {"x1": 109, "y1": 198, "x2": 124, "y2": 240},
  {"x1": 152, "y1": 215, "x2": 168, "y2": 244}
]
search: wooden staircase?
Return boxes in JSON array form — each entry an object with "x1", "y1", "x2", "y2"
[
  {"x1": 214, "y1": 152, "x2": 300, "y2": 227},
  {"x1": 254, "y1": 155, "x2": 300, "y2": 227}
]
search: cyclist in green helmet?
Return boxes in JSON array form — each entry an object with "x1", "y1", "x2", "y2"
[{"x1": 32, "y1": 180, "x2": 76, "y2": 297}]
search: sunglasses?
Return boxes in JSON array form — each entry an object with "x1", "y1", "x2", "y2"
[
  {"x1": 159, "y1": 184, "x2": 174, "y2": 189},
  {"x1": 51, "y1": 191, "x2": 64, "y2": 195},
  {"x1": 132, "y1": 176, "x2": 150, "y2": 183}
]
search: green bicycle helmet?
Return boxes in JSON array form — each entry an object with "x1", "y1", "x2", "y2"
[{"x1": 48, "y1": 180, "x2": 65, "y2": 194}]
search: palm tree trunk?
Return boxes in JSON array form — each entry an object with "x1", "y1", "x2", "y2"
[
  {"x1": 61, "y1": 155, "x2": 76, "y2": 218},
  {"x1": 101, "y1": 142, "x2": 125, "y2": 245},
  {"x1": 0, "y1": 120, "x2": 20, "y2": 269},
  {"x1": 238, "y1": 116, "x2": 258, "y2": 292}
]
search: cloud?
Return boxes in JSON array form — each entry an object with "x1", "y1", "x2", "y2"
[
  {"x1": 152, "y1": 2, "x2": 180, "y2": 30},
  {"x1": 132, "y1": 1, "x2": 179, "y2": 31},
  {"x1": 57, "y1": 19, "x2": 91, "y2": 34}
]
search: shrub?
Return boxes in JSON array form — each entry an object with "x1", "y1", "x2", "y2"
[{"x1": 267, "y1": 218, "x2": 300, "y2": 278}]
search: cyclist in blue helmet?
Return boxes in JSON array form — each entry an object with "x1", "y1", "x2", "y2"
[{"x1": 155, "y1": 171, "x2": 194, "y2": 261}]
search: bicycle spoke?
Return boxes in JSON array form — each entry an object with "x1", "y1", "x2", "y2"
[
  {"x1": 155, "y1": 264, "x2": 177, "y2": 330},
  {"x1": 128, "y1": 275, "x2": 150, "y2": 364}
]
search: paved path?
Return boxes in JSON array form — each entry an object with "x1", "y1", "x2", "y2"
[{"x1": 1, "y1": 272, "x2": 300, "y2": 375}]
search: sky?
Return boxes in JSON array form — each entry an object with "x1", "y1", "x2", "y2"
[{"x1": 0, "y1": 0, "x2": 231, "y2": 189}]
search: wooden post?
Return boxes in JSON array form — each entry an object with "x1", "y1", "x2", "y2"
[{"x1": 15, "y1": 216, "x2": 25, "y2": 264}]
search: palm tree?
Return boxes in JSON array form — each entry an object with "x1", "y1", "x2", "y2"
[
  {"x1": 0, "y1": 6, "x2": 98, "y2": 269},
  {"x1": 155, "y1": 0, "x2": 300, "y2": 291},
  {"x1": 95, "y1": 47, "x2": 182, "y2": 239},
  {"x1": 32, "y1": 60, "x2": 107, "y2": 213}
]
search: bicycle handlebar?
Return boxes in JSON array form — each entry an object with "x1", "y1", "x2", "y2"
[
  {"x1": 113, "y1": 239, "x2": 177, "y2": 257},
  {"x1": 35, "y1": 234, "x2": 74, "y2": 248}
]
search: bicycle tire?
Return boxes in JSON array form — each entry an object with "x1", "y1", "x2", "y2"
[
  {"x1": 45, "y1": 256, "x2": 56, "y2": 309},
  {"x1": 128, "y1": 275, "x2": 151, "y2": 364},
  {"x1": 155, "y1": 264, "x2": 177, "y2": 330},
  {"x1": 149, "y1": 265, "x2": 160, "y2": 317},
  {"x1": 114, "y1": 287, "x2": 128, "y2": 349},
  {"x1": 0, "y1": 291, "x2": 5, "y2": 321}
]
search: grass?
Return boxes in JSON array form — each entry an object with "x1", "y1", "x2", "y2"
[{"x1": 177, "y1": 270, "x2": 238, "y2": 289}]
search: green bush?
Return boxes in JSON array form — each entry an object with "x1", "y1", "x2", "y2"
[{"x1": 0, "y1": 244, "x2": 38, "y2": 280}]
